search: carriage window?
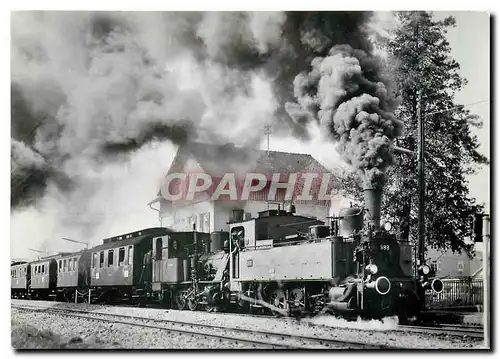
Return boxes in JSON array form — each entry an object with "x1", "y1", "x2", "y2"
[
  {"x1": 42, "y1": 265, "x2": 45, "y2": 274},
  {"x1": 108, "y1": 250, "x2": 114, "y2": 267},
  {"x1": 128, "y1": 246, "x2": 133, "y2": 265},
  {"x1": 118, "y1": 248, "x2": 125, "y2": 266},
  {"x1": 58, "y1": 260, "x2": 62, "y2": 272},
  {"x1": 92, "y1": 253, "x2": 98, "y2": 268},
  {"x1": 64, "y1": 259, "x2": 68, "y2": 272},
  {"x1": 155, "y1": 238, "x2": 162, "y2": 260},
  {"x1": 99, "y1": 251, "x2": 104, "y2": 267},
  {"x1": 35, "y1": 266, "x2": 38, "y2": 275},
  {"x1": 73, "y1": 258, "x2": 77, "y2": 271}
]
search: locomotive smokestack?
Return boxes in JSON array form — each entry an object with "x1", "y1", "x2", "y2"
[{"x1": 364, "y1": 188, "x2": 382, "y2": 231}]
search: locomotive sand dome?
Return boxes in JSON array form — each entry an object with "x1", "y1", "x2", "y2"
[{"x1": 339, "y1": 207, "x2": 363, "y2": 237}]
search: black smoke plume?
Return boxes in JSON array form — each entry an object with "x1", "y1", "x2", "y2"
[{"x1": 285, "y1": 44, "x2": 403, "y2": 189}]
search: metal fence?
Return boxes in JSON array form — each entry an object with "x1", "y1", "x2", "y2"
[{"x1": 426, "y1": 277, "x2": 484, "y2": 309}]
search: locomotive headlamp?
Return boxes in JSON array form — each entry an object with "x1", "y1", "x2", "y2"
[
  {"x1": 365, "y1": 264, "x2": 378, "y2": 275},
  {"x1": 383, "y1": 221, "x2": 393, "y2": 231},
  {"x1": 419, "y1": 265, "x2": 430, "y2": 275}
]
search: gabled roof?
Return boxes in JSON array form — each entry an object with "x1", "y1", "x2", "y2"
[{"x1": 167, "y1": 141, "x2": 335, "y2": 177}]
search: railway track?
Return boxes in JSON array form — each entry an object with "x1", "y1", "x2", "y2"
[
  {"x1": 12, "y1": 303, "x2": 401, "y2": 349},
  {"x1": 398, "y1": 324, "x2": 484, "y2": 339},
  {"x1": 305, "y1": 317, "x2": 484, "y2": 339}
]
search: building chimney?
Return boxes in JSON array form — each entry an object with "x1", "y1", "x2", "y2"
[{"x1": 364, "y1": 188, "x2": 382, "y2": 231}]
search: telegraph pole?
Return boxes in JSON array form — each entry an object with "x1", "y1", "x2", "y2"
[{"x1": 417, "y1": 91, "x2": 426, "y2": 265}]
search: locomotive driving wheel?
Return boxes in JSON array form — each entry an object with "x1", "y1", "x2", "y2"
[
  {"x1": 289, "y1": 288, "x2": 305, "y2": 307},
  {"x1": 174, "y1": 289, "x2": 187, "y2": 310},
  {"x1": 187, "y1": 297, "x2": 199, "y2": 311},
  {"x1": 268, "y1": 288, "x2": 289, "y2": 317}
]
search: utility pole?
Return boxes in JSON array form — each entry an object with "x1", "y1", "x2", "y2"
[
  {"x1": 417, "y1": 90, "x2": 425, "y2": 266},
  {"x1": 29, "y1": 248, "x2": 46, "y2": 260},
  {"x1": 483, "y1": 214, "x2": 490, "y2": 348},
  {"x1": 417, "y1": 90, "x2": 425, "y2": 265},
  {"x1": 62, "y1": 237, "x2": 89, "y2": 249}
]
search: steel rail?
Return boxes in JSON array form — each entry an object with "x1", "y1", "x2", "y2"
[
  {"x1": 12, "y1": 303, "x2": 400, "y2": 349},
  {"x1": 398, "y1": 324, "x2": 484, "y2": 339}
]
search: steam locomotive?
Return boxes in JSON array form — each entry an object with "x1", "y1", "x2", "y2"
[{"x1": 11, "y1": 188, "x2": 443, "y2": 321}]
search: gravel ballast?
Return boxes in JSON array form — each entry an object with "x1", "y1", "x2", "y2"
[{"x1": 11, "y1": 300, "x2": 486, "y2": 349}]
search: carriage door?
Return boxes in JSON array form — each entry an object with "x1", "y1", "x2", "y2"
[{"x1": 152, "y1": 237, "x2": 163, "y2": 283}]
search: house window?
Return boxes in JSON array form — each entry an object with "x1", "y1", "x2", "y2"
[
  {"x1": 198, "y1": 213, "x2": 210, "y2": 233},
  {"x1": 108, "y1": 249, "x2": 114, "y2": 267},
  {"x1": 189, "y1": 215, "x2": 197, "y2": 231},
  {"x1": 119, "y1": 248, "x2": 125, "y2": 266},
  {"x1": 99, "y1": 251, "x2": 105, "y2": 268}
]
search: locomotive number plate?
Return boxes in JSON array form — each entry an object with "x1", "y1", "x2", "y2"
[
  {"x1": 246, "y1": 259, "x2": 253, "y2": 267},
  {"x1": 380, "y1": 244, "x2": 390, "y2": 251}
]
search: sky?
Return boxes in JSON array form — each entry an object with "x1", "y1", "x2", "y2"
[
  {"x1": 434, "y1": 11, "x2": 490, "y2": 212},
  {"x1": 10, "y1": 11, "x2": 491, "y2": 260}
]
